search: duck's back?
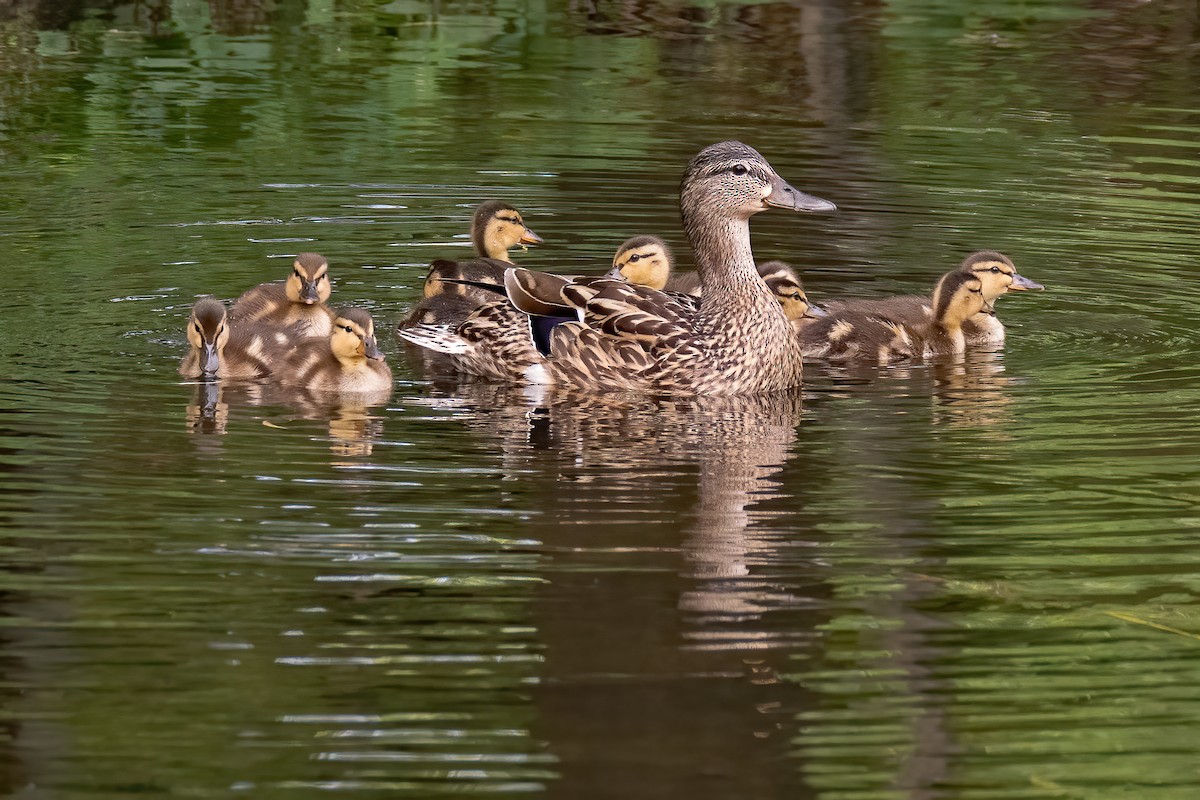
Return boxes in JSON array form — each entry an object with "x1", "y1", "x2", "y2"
[
  {"x1": 824, "y1": 293, "x2": 1003, "y2": 347},
  {"x1": 798, "y1": 311, "x2": 916, "y2": 363},
  {"x1": 277, "y1": 340, "x2": 392, "y2": 393}
]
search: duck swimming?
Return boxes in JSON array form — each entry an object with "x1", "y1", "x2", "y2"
[
  {"x1": 822, "y1": 251, "x2": 1042, "y2": 347},
  {"x1": 404, "y1": 201, "x2": 543, "y2": 326},
  {"x1": 277, "y1": 308, "x2": 391, "y2": 393},
  {"x1": 755, "y1": 260, "x2": 828, "y2": 327},
  {"x1": 398, "y1": 141, "x2": 836, "y2": 395},
  {"x1": 800, "y1": 269, "x2": 988, "y2": 363},
  {"x1": 229, "y1": 252, "x2": 336, "y2": 342},
  {"x1": 178, "y1": 297, "x2": 270, "y2": 380}
]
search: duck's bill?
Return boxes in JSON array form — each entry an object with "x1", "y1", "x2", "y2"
[
  {"x1": 766, "y1": 175, "x2": 837, "y2": 213},
  {"x1": 602, "y1": 265, "x2": 625, "y2": 281},
  {"x1": 805, "y1": 303, "x2": 830, "y2": 319},
  {"x1": 201, "y1": 343, "x2": 220, "y2": 376},
  {"x1": 1011, "y1": 273, "x2": 1044, "y2": 291},
  {"x1": 520, "y1": 227, "x2": 543, "y2": 245},
  {"x1": 363, "y1": 338, "x2": 385, "y2": 361},
  {"x1": 301, "y1": 284, "x2": 321, "y2": 303}
]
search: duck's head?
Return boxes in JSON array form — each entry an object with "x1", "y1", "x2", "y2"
[
  {"x1": 959, "y1": 250, "x2": 1043, "y2": 309},
  {"x1": 285, "y1": 252, "x2": 332, "y2": 306},
  {"x1": 680, "y1": 141, "x2": 836, "y2": 226},
  {"x1": 472, "y1": 200, "x2": 542, "y2": 262},
  {"x1": 186, "y1": 297, "x2": 228, "y2": 377},
  {"x1": 604, "y1": 235, "x2": 674, "y2": 290},
  {"x1": 331, "y1": 308, "x2": 385, "y2": 364},
  {"x1": 932, "y1": 270, "x2": 987, "y2": 330},
  {"x1": 757, "y1": 261, "x2": 828, "y2": 323}
]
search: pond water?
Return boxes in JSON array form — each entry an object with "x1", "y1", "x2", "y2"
[{"x1": 2, "y1": 0, "x2": 1200, "y2": 797}]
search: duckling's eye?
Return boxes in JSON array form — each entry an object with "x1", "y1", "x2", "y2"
[
  {"x1": 341, "y1": 325, "x2": 354, "y2": 333},
  {"x1": 990, "y1": 266, "x2": 1003, "y2": 273},
  {"x1": 294, "y1": 269, "x2": 304, "y2": 280},
  {"x1": 731, "y1": 164, "x2": 748, "y2": 176},
  {"x1": 194, "y1": 323, "x2": 202, "y2": 334},
  {"x1": 628, "y1": 254, "x2": 641, "y2": 262}
]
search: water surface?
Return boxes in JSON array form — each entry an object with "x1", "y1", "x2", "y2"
[{"x1": 2, "y1": 0, "x2": 1200, "y2": 797}]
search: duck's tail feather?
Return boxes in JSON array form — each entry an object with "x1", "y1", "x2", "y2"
[{"x1": 396, "y1": 324, "x2": 470, "y2": 355}]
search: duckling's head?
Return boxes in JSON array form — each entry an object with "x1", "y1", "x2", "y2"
[
  {"x1": 186, "y1": 297, "x2": 228, "y2": 377},
  {"x1": 680, "y1": 141, "x2": 836, "y2": 229},
  {"x1": 932, "y1": 271, "x2": 987, "y2": 330},
  {"x1": 960, "y1": 250, "x2": 1043, "y2": 307},
  {"x1": 606, "y1": 235, "x2": 674, "y2": 290},
  {"x1": 757, "y1": 260, "x2": 828, "y2": 323},
  {"x1": 331, "y1": 308, "x2": 384, "y2": 365},
  {"x1": 472, "y1": 200, "x2": 542, "y2": 262},
  {"x1": 285, "y1": 253, "x2": 332, "y2": 306}
]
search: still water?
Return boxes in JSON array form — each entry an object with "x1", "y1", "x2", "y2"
[{"x1": 2, "y1": 0, "x2": 1200, "y2": 797}]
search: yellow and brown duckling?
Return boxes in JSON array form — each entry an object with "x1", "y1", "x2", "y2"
[
  {"x1": 230, "y1": 252, "x2": 336, "y2": 341},
  {"x1": 800, "y1": 270, "x2": 988, "y2": 363},
  {"x1": 822, "y1": 251, "x2": 1042, "y2": 347},
  {"x1": 179, "y1": 297, "x2": 270, "y2": 380},
  {"x1": 277, "y1": 308, "x2": 391, "y2": 393},
  {"x1": 399, "y1": 141, "x2": 837, "y2": 395},
  {"x1": 604, "y1": 235, "x2": 676, "y2": 292},
  {"x1": 405, "y1": 202, "x2": 543, "y2": 326},
  {"x1": 755, "y1": 261, "x2": 828, "y2": 327}
]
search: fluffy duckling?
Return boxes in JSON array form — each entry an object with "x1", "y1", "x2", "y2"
[
  {"x1": 800, "y1": 270, "x2": 987, "y2": 363},
  {"x1": 406, "y1": 202, "x2": 543, "y2": 326},
  {"x1": 823, "y1": 251, "x2": 1042, "y2": 347},
  {"x1": 230, "y1": 252, "x2": 336, "y2": 340},
  {"x1": 605, "y1": 235, "x2": 676, "y2": 292},
  {"x1": 278, "y1": 308, "x2": 391, "y2": 393},
  {"x1": 178, "y1": 297, "x2": 270, "y2": 380},
  {"x1": 756, "y1": 260, "x2": 828, "y2": 327}
]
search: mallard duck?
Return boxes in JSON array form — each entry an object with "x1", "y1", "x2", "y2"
[
  {"x1": 822, "y1": 251, "x2": 1041, "y2": 347},
  {"x1": 178, "y1": 297, "x2": 271, "y2": 380},
  {"x1": 755, "y1": 260, "x2": 828, "y2": 327},
  {"x1": 229, "y1": 252, "x2": 337, "y2": 341},
  {"x1": 800, "y1": 269, "x2": 987, "y2": 363},
  {"x1": 605, "y1": 235, "x2": 677, "y2": 292},
  {"x1": 277, "y1": 308, "x2": 391, "y2": 393},
  {"x1": 403, "y1": 201, "x2": 543, "y2": 326},
  {"x1": 398, "y1": 141, "x2": 836, "y2": 395}
]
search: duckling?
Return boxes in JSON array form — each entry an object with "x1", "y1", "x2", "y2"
[
  {"x1": 404, "y1": 202, "x2": 543, "y2": 327},
  {"x1": 399, "y1": 140, "x2": 837, "y2": 395},
  {"x1": 800, "y1": 270, "x2": 986, "y2": 363},
  {"x1": 822, "y1": 251, "x2": 1042, "y2": 347},
  {"x1": 755, "y1": 260, "x2": 828, "y2": 327},
  {"x1": 230, "y1": 252, "x2": 336, "y2": 341},
  {"x1": 178, "y1": 297, "x2": 270, "y2": 380},
  {"x1": 277, "y1": 308, "x2": 391, "y2": 393},
  {"x1": 604, "y1": 235, "x2": 676, "y2": 292}
]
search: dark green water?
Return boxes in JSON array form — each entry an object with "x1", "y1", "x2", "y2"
[{"x1": 2, "y1": 0, "x2": 1200, "y2": 797}]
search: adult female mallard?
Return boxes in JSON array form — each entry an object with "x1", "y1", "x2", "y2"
[
  {"x1": 800, "y1": 269, "x2": 988, "y2": 363},
  {"x1": 398, "y1": 141, "x2": 836, "y2": 395},
  {"x1": 822, "y1": 251, "x2": 1042, "y2": 347}
]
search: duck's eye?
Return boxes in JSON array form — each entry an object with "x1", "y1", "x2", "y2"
[
  {"x1": 341, "y1": 325, "x2": 354, "y2": 333},
  {"x1": 731, "y1": 164, "x2": 748, "y2": 176},
  {"x1": 294, "y1": 269, "x2": 304, "y2": 280},
  {"x1": 194, "y1": 323, "x2": 202, "y2": 334},
  {"x1": 628, "y1": 254, "x2": 640, "y2": 262},
  {"x1": 990, "y1": 266, "x2": 1003, "y2": 273}
]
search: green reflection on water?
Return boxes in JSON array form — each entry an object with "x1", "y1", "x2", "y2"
[{"x1": 2, "y1": 0, "x2": 1200, "y2": 798}]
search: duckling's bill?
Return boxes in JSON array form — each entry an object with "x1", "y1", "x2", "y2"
[{"x1": 1010, "y1": 273, "x2": 1044, "y2": 291}]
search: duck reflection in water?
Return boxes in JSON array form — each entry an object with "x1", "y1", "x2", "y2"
[
  {"x1": 184, "y1": 379, "x2": 391, "y2": 460},
  {"x1": 406, "y1": 381, "x2": 826, "y2": 796}
]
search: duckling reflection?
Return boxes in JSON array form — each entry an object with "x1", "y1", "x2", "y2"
[
  {"x1": 929, "y1": 349, "x2": 1016, "y2": 432},
  {"x1": 185, "y1": 380, "x2": 229, "y2": 436}
]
